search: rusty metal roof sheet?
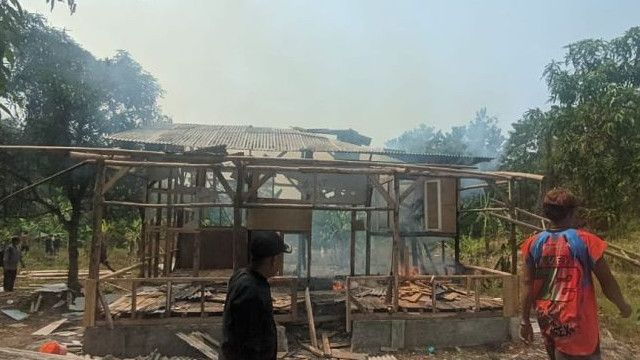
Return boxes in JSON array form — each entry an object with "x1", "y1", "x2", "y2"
[
  {"x1": 106, "y1": 124, "x2": 492, "y2": 165},
  {"x1": 107, "y1": 124, "x2": 368, "y2": 153}
]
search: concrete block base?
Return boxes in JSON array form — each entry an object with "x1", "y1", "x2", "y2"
[
  {"x1": 84, "y1": 321, "x2": 287, "y2": 358},
  {"x1": 351, "y1": 316, "x2": 510, "y2": 352}
]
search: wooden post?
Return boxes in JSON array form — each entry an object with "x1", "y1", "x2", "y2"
[
  {"x1": 365, "y1": 181, "x2": 373, "y2": 275},
  {"x1": 502, "y1": 275, "x2": 518, "y2": 317},
  {"x1": 306, "y1": 231, "x2": 312, "y2": 285},
  {"x1": 97, "y1": 288, "x2": 113, "y2": 330},
  {"x1": 164, "y1": 170, "x2": 174, "y2": 276},
  {"x1": 508, "y1": 180, "x2": 518, "y2": 274},
  {"x1": 290, "y1": 280, "x2": 298, "y2": 321},
  {"x1": 165, "y1": 281, "x2": 173, "y2": 318},
  {"x1": 474, "y1": 278, "x2": 481, "y2": 312},
  {"x1": 350, "y1": 210, "x2": 357, "y2": 276},
  {"x1": 232, "y1": 162, "x2": 244, "y2": 271},
  {"x1": 131, "y1": 281, "x2": 137, "y2": 319},
  {"x1": 431, "y1": 281, "x2": 438, "y2": 313},
  {"x1": 200, "y1": 283, "x2": 206, "y2": 317},
  {"x1": 391, "y1": 175, "x2": 401, "y2": 312},
  {"x1": 365, "y1": 210, "x2": 372, "y2": 275},
  {"x1": 455, "y1": 180, "x2": 461, "y2": 265},
  {"x1": 192, "y1": 232, "x2": 201, "y2": 276},
  {"x1": 82, "y1": 279, "x2": 98, "y2": 327},
  {"x1": 304, "y1": 287, "x2": 318, "y2": 348},
  {"x1": 345, "y1": 277, "x2": 352, "y2": 333},
  {"x1": 84, "y1": 159, "x2": 106, "y2": 327},
  {"x1": 153, "y1": 180, "x2": 162, "y2": 278}
]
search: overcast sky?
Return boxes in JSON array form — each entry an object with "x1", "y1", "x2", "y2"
[{"x1": 23, "y1": 0, "x2": 640, "y2": 146}]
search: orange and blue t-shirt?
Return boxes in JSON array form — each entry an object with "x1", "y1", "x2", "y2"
[{"x1": 521, "y1": 228, "x2": 607, "y2": 356}]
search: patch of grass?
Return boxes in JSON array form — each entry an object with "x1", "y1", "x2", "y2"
[{"x1": 22, "y1": 245, "x2": 137, "y2": 271}]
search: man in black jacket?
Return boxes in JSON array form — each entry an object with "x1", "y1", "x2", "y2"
[{"x1": 222, "y1": 231, "x2": 290, "y2": 360}]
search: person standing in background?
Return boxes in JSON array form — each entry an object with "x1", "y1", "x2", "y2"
[{"x1": 3, "y1": 236, "x2": 25, "y2": 292}]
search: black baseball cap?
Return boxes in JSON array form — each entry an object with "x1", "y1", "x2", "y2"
[{"x1": 250, "y1": 231, "x2": 292, "y2": 259}]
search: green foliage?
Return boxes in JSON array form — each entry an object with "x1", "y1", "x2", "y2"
[
  {"x1": 502, "y1": 26, "x2": 640, "y2": 227},
  {"x1": 0, "y1": 0, "x2": 23, "y2": 101},
  {"x1": 0, "y1": 12, "x2": 166, "y2": 287}
]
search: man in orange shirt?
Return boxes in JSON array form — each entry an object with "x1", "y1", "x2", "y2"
[{"x1": 520, "y1": 188, "x2": 632, "y2": 359}]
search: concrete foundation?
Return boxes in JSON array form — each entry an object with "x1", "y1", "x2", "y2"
[
  {"x1": 84, "y1": 321, "x2": 287, "y2": 358},
  {"x1": 351, "y1": 316, "x2": 512, "y2": 351}
]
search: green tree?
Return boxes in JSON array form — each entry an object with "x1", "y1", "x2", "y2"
[
  {"x1": 1, "y1": 15, "x2": 165, "y2": 288},
  {"x1": 503, "y1": 26, "x2": 640, "y2": 226}
]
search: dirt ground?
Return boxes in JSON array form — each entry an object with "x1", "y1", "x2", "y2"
[
  {"x1": 0, "y1": 289, "x2": 84, "y2": 351},
  {"x1": 2, "y1": 288, "x2": 638, "y2": 360}
]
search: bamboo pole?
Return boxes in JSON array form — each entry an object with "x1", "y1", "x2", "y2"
[{"x1": 0, "y1": 160, "x2": 92, "y2": 205}]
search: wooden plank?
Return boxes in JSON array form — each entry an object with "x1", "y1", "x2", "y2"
[
  {"x1": 321, "y1": 332, "x2": 332, "y2": 357},
  {"x1": 298, "y1": 341, "x2": 324, "y2": 357},
  {"x1": 304, "y1": 287, "x2": 318, "y2": 348},
  {"x1": 331, "y1": 349, "x2": 368, "y2": 360},
  {"x1": 0, "y1": 347, "x2": 85, "y2": 360},
  {"x1": 176, "y1": 332, "x2": 219, "y2": 360},
  {"x1": 100, "y1": 262, "x2": 143, "y2": 280},
  {"x1": 32, "y1": 318, "x2": 67, "y2": 336}
]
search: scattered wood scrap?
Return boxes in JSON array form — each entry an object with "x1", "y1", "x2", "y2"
[
  {"x1": 304, "y1": 287, "x2": 318, "y2": 349},
  {"x1": 32, "y1": 318, "x2": 67, "y2": 336},
  {"x1": 321, "y1": 332, "x2": 332, "y2": 357},
  {"x1": 0, "y1": 347, "x2": 84, "y2": 360},
  {"x1": 176, "y1": 332, "x2": 219, "y2": 360}
]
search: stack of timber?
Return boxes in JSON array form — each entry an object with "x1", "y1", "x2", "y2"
[
  {"x1": 18, "y1": 269, "x2": 112, "y2": 281},
  {"x1": 349, "y1": 280, "x2": 502, "y2": 313}
]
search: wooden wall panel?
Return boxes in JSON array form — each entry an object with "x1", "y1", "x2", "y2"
[
  {"x1": 440, "y1": 178, "x2": 457, "y2": 233},
  {"x1": 246, "y1": 208, "x2": 312, "y2": 232}
]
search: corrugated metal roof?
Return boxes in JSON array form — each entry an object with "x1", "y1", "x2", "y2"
[
  {"x1": 106, "y1": 124, "x2": 492, "y2": 165},
  {"x1": 107, "y1": 124, "x2": 368, "y2": 153}
]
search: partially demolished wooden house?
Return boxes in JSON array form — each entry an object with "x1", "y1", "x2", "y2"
[{"x1": 0, "y1": 124, "x2": 546, "y2": 353}]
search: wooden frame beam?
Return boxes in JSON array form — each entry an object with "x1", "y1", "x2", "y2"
[
  {"x1": 102, "y1": 166, "x2": 132, "y2": 195},
  {"x1": 213, "y1": 169, "x2": 236, "y2": 202}
]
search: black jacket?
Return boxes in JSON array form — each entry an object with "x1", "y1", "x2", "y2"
[{"x1": 222, "y1": 269, "x2": 277, "y2": 360}]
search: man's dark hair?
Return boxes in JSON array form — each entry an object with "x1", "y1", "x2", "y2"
[
  {"x1": 542, "y1": 188, "x2": 578, "y2": 223},
  {"x1": 11, "y1": 235, "x2": 20, "y2": 244}
]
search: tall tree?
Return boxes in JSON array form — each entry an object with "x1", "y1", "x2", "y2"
[
  {"x1": 503, "y1": 26, "x2": 640, "y2": 225},
  {"x1": 1, "y1": 15, "x2": 165, "y2": 289}
]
